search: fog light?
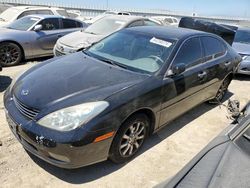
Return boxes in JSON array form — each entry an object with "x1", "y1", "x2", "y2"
[{"x1": 48, "y1": 152, "x2": 70, "y2": 162}]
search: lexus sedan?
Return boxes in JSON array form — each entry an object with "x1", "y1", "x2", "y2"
[
  {"x1": 4, "y1": 26, "x2": 241, "y2": 168},
  {"x1": 0, "y1": 15, "x2": 87, "y2": 66},
  {"x1": 53, "y1": 15, "x2": 160, "y2": 56}
]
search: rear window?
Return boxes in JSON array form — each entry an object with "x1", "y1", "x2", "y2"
[
  {"x1": 234, "y1": 30, "x2": 250, "y2": 44},
  {"x1": 201, "y1": 36, "x2": 226, "y2": 59},
  {"x1": 36, "y1": 10, "x2": 53, "y2": 15},
  {"x1": 62, "y1": 19, "x2": 82, "y2": 28}
]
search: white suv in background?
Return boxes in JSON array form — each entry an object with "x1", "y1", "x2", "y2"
[
  {"x1": 0, "y1": 6, "x2": 70, "y2": 27},
  {"x1": 151, "y1": 16, "x2": 179, "y2": 26}
]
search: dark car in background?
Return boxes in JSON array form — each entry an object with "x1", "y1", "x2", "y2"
[
  {"x1": 158, "y1": 101, "x2": 250, "y2": 188},
  {"x1": 0, "y1": 15, "x2": 87, "y2": 66},
  {"x1": 4, "y1": 26, "x2": 240, "y2": 168},
  {"x1": 233, "y1": 27, "x2": 250, "y2": 75}
]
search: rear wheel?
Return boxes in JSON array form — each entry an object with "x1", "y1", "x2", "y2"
[
  {"x1": 0, "y1": 42, "x2": 22, "y2": 67},
  {"x1": 109, "y1": 113, "x2": 149, "y2": 163},
  {"x1": 209, "y1": 77, "x2": 231, "y2": 104}
]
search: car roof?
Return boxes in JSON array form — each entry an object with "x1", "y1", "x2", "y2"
[
  {"x1": 24, "y1": 14, "x2": 63, "y2": 19},
  {"x1": 124, "y1": 26, "x2": 208, "y2": 41},
  {"x1": 104, "y1": 15, "x2": 148, "y2": 22},
  {"x1": 10, "y1": 6, "x2": 64, "y2": 11}
]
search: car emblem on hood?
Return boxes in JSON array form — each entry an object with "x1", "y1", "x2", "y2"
[
  {"x1": 21, "y1": 89, "x2": 29, "y2": 96},
  {"x1": 59, "y1": 46, "x2": 64, "y2": 52}
]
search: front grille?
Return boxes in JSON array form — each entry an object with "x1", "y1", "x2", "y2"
[
  {"x1": 13, "y1": 96, "x2": 39, "y2": 120},
  {"x1": 55, "y1": 49, "x2": 65, "y2": 56}
]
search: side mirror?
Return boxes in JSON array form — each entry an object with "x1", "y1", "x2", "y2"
[
  {"x1": 172, "y1": 63, "x2": 186, "y2": 75},
  {"x1": 33, "y1": 24, "x2": 42, "y2": 31}
]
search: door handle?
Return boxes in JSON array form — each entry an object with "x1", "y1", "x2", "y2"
[
  {"x1": 198, "y1": 71, "x2": 207, "y2": 79},
  {"x1": 225, "y1": 61, "x2": 232, "y2": 67}
]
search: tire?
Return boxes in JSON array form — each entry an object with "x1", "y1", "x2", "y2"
[
  {"x1": 109, "y1": 113, "x2": 150, "y2": 164},
  {"x1": 0, "y1": 42, "x2": 23, "y2": 67},
  {"x1": 209, "y1": 77, "x2": 231, "y2": 104}
]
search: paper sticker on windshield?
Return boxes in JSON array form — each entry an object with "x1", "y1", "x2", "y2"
[{"x1": 150, "y1": 37, "x2": 172, "y2": 48}]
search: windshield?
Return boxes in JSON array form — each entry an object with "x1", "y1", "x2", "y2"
[
  {"x1": 86, "y1": 30, "x2": 176, "y2": 74},
  {"x1": 85, "y1": 17, "x2": 127, "y2": 35},
  {"x1": 234, "y1": 30, "x2": 250, "y2": 44},
  {"x1": 7, "y1": 16, "x2": 40, "y2": 31},
  {"x1": 0, "y1": 7, "x2": 21, "y2": 22}
]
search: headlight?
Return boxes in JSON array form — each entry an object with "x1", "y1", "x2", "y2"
[{"x1": 38, "y1": 101, "x2": 109, "y2": 131}]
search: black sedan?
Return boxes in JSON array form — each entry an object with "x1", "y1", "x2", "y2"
[{"x1": 4, "y1": 26, "x2": 241, "y2": 168}]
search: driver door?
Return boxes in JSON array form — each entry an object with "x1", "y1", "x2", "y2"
[{"x1": 159, "y1": 37, "x2": 209, "y2": 126}]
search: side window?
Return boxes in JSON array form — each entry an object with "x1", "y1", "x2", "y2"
[
  {"x1": 62, "y1": 19, "x2": 79, "y2": 29},
  {"x1": 17, "y1": 10, "x2": 36, "y2": 19},
  {"x1": 38, "y1": 18, "x2": 60, "y2": 30},
  {"x1": 128, "y1": 20, "x2": 144, "y2": 28},
  {"x1": 36, "y1": 10, "x2": 53, "y2": 15},
  {"x1": 201, "y1": 36, "x2": 226, "y2": 60},
  {"x1": 144, "y1": 20, "x2": 159, "y2": 26},
  {"x1": 173, "y1": 37, "x2": 203, "y2": 68}
]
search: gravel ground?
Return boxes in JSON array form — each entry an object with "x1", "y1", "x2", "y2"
[{"x1": 0, "y1": 61, "x2": 249, "y2": 188}]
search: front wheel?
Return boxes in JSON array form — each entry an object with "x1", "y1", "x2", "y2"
[
  {"x1": 209, "y1": 77, "x2": 231, "y2": 104},
  {"x1": 0, "y1": 42, "x2": 23, "y2": 67},
  {"x1": 109, "y1": 113, "x2": 149, "y2": 164}
]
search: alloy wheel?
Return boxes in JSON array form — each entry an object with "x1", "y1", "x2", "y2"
[{"x1": 119, "y1": 121, "x2": 146, "y2": 157}]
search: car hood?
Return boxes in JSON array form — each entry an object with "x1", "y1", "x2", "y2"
[
  {"x1": 59, "y1": 30, "x2": 105, "y2": 49},
  {"x1": 12, "y1": 52, "x2": 148, "y2": 110},
  {"x1": 232, "y1": 42, "x2": 250, "y2": 55},
  {"x1": 0, "y1": 21, "x2": 8, "y2": 27}
]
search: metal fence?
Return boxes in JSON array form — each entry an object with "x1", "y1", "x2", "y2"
[{"x1": 0, "y1": 0, "x2": 249, "y2": 24}]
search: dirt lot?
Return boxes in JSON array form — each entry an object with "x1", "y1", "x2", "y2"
[{"x1": 0, "y1": 61, "x2": 249, "y2": 188}]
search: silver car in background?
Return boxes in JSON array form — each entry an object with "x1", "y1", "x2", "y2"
[
  {"x1": 233, "y1": 28, "x2": 250, "y2": 75},
  {"x1": 0, "y1": 15, "x2": 87, "y2": 66},
  {"x1": 54, "y1": 15, "x2": 160, "y2": 56}
]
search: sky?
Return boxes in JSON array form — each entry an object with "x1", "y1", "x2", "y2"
[{"x1": 32, "y1": 0, "x2": 250, "y2": 18}]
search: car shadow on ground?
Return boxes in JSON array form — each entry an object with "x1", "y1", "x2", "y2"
[
  {"x1": 29, "y1": 91, "x2": 233, "y2": 184},
  {"x1": 0, "y1": 75, "x2": 12, "y2": 92}
]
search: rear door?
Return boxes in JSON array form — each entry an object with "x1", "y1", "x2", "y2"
[
  {"x1": 200, "y1": 36, "x2": 229, "y2": 98},
  {"x1": 159, "y1": 37, "x2": 210, "y2": 126}
]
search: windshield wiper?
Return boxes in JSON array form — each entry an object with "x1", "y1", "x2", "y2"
[{"x1": 98, "y1": 58, "x2": 128, "y2": 69}]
